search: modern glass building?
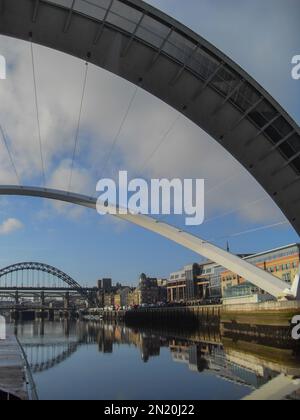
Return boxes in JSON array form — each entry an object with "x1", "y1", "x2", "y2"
[
  {"x1": 222, "y1": 244, "x2": 300, "y2": 304},
  {"x1": 168, "y1": 264, "x2": 201, "y2": 302}
]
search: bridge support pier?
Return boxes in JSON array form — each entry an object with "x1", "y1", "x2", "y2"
[
  {"x1": 48, "y1": 309, "x2": 54, "y2": 322},
  {"x1": 64, "y1": 292, "x2": 70, "y2": 311},
  {"x1": 36, "y1": 310, "x2": 48, "y2": 321},
  {"x1": 40, "y1": 317, "x2": 45, "y2": 336},
  {"x1": 40, "y1": 291, "x2": 45, "y2": 306}
]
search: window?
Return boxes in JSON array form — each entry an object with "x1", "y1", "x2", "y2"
[
  {"x1": 74, "y1": 0, "x2": 109, "y2": 20},
  {"x1": 163, "y1": 31, "x2": 195, "y2": 64},
  {"x1": 136, "y1": 15, "x2": 170, "y2": 48},
  {"x1": 107, "y1": 0, "x2": 143, "y2": 33},
  {"x1": 282, "y1": 273, "x2": 292, "y2": 283}
]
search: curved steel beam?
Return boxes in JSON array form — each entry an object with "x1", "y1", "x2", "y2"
[
  {"x1": 0, "y1": 0, "x2": 300, "y2": 233},
  {"x1": 0, "y1": 259, "x2": 90, "y2": 301},
  {"x1": 0, "y1": 185, "x2": 294, "y2": 300},
  {"x1": 24, "y1": 342, "x2": 79, "y2": 373}
]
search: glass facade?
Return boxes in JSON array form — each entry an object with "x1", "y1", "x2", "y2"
[
  {"x1": 223, "y1": 282, "x2": 260, "y2": 299},
  {"x1": 222, "y1": 244, "x2": 300, "y2": 300},
  {"x1": 245, "y1": 244, "x2": 300, "y2": 266}
]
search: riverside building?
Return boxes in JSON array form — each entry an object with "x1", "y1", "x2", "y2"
[{"x1": 222, "y1": 244, "x2": 300, "y2": 305}]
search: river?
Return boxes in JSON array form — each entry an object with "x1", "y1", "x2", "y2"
[{"x1": 12, "y1": 320, "x2": 300, "y2": 400}]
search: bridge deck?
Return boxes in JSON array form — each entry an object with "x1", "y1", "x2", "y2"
[{"x1": 0, "y1": 327, "x2": 28, "y2": 400}]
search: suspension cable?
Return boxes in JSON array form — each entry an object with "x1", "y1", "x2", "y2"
[
  {"x1": 107, "y1": 112, "x2": 180, "y2": 218},
  {"x1": 0, "y1": 124, "x2": 21, "y2": 185},
  {"x1": 157, "y1": 191, "x2": 269, "y2": 226},
  {"x1": 137, "y1": 113, "x2": 181, "y2": 176},
  {"x1": 204, "y1": 196, "x2": 268, "y2": 224},
  {"x1": 98, "y1": 85, "x2": 139, "y2": 182},
  {"x1": 31, "y1": 41, "x2": 46, "y2": 187},
  {"x1": 68, "y1": 61, "x2": 89, "y2": 192},
  {"x1": 206, "y1": 220, "x2": 289, "y2": 243},
  {"x1": 206, "y1": 173, "x2": 241, "y2": 195}
]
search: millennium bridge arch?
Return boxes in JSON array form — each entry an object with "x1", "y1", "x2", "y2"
[
  {"x1": 0, "y1": 2, "x2": 299, "y2": 300},
  {"x1": 1, "y1": 0, "x2": 300, "y2": 234}
]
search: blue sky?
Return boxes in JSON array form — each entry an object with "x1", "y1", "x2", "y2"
[{"x1": 0, "y1": 0, "x2": 299, "y2": 286}]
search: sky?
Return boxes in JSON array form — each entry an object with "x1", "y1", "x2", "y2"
[{"x1": 0, "y1": 0, "x2": 299, "y2": 286}]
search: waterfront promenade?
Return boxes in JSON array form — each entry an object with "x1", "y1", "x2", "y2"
[{"x1": 0, "y1": 327, "x2": 28, "y2": 400}]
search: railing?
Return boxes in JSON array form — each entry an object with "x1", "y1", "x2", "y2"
[{"x1": 15, "y1": 336, "x2": 39, "y2": 401}]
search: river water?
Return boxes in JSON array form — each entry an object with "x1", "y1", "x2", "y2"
[{"x1": 12, "y1": 320, "x2": 300, "y2": 400}]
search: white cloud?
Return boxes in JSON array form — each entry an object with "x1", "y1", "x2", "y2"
[
  {"x1": 45, "y1": 159, "x2": 93, "y2": 219},
  {"x1": 0, "y1": 34, "x2": 288, "y2": 227},
  {"x1": 0, "y1": 218, "x2": 23, "y2": 235}
]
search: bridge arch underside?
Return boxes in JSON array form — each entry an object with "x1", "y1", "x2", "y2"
[{"x1": 1, "y1": 0, "x2": 300, "y2": 234}]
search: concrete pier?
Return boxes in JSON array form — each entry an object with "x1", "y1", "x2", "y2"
[{"x1": 0, "y1": 327, "x2": 29, "y2": 400}]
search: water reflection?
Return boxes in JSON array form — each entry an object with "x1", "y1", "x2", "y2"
[{"x1": 14, "y1": 320, "x2": 300, "y2": 400}]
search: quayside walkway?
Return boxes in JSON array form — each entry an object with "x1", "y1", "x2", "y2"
[{"x1": 0, "y1": 327, "x2": 29, "y2": 400}]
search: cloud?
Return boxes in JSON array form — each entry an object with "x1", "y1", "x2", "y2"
[
  {"x1": 97, "y1": 214, "x2": 130, "y2": 235},
  {"x1": 0, "y1": 218, "x2": 23, "y2": 235},
  {"x1": 45, "y1": 159, "x2": 93, "y2": 219},
  {"x1": 48, "y1": 158, "x2": 93, "y2": 194},
  {"x1": 0, "y1": 33, "x2": 290, "y2": 227}
]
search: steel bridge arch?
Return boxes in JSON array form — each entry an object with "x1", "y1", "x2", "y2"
[
  {"x1": 23, "y1": 342, "x2": 79, "y2": 373},
  {"x1": 0, "y1": 0, "x2": 300, "y2": 233},
  {"x1": 0, "y1": 261, "x2": 89, "y2": 300}
]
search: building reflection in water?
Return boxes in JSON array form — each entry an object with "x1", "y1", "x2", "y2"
[{"x1": 14, "y1": 320, "x2": 300, "y2": 400}]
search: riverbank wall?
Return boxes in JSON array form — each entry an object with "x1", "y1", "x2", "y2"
[
  {"x1": 125, "y1": 305, "x2": 221, "y2": 327},
  {"x1": 222, "y1": 300, "x2": 300, "y2": 326},
  {"x1": 124, "y1": 301, "x2": 300, "y2": 327}
]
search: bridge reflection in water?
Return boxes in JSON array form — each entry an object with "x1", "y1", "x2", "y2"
[{"x1": 13, "y1": 321, "x2": 300, "y2": 400}]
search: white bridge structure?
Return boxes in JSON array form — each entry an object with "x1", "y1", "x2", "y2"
[
  {"x1": 0, "y1": 185, "x2": 299, "y2": 301},
  {"x1": 244, "y1": 374, "x2": 300, "y2": 401}
]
